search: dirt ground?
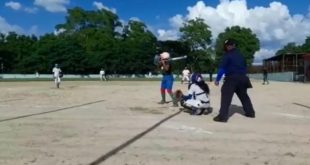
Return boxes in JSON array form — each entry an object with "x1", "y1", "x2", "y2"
[{"x1": 0, "y1": 80, "x2": 309, "y2": 165}]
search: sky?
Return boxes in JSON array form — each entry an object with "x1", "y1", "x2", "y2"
[{"x1": 1, "y1": 0, "x2": 310, "y2": 63}]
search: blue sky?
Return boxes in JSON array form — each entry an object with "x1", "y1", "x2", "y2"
[
  {"x1": 1, "y1": 0, "x2": 310, "y2": 62},
  {"x1": 1, "y1": 0, "x2": 309, "y2": 35}
]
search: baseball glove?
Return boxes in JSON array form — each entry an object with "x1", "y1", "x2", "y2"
[{"x1": 174, "y1": 89, "x2": 184, "y2": 102}]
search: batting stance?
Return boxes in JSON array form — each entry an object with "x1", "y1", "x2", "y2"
[
  {"x1": 158, "y1": 52, "x2": 178, "y2": 107},
  {"x1": 214, "y1": 39, "x2": 255, "y2": 122},
  {"x1": 175, "y1": 73, "x2": 210, "y2": 115},
  {"x1": 52, "y1": 64, "x2": 62, "y2": 88}
]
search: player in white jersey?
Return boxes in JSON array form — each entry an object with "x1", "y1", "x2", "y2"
[
  {"x1": 99, "y1": 68, "x2": 107, "y2": 81},
  {"x1": 52, "y1": 64, "x2": 62, "y2": 88},
  {"x1": 181, "y1": 67, "x2": 190, "y2": 84}
]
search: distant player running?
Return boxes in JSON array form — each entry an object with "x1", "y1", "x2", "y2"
[
  {"x1": 99, "y1": 68, "x2": 107, "y2": 81},
  {"x1": 52, "y1": 64, "x2": 62, "y2": 88}
]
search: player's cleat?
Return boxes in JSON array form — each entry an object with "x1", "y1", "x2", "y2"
[
  {"x1": 172, "y1": 102, "x2": 178, "y2": 107},
  {"x1": 197, "y1": 108, "x2": 205, "y2": 115},
  {"x1": 158, "y1": 100, "x2": 166, "y2": 104},
  {"x1": 191, "y1": 107, "x2": 201, "y2": 115}
]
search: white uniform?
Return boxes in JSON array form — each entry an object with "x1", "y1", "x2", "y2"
[
  {"x1": 182, "y1": 69, "x2": 190, "y2": 83},
  {"x1": 184, "y1": 83, "x2": 210, "y2": 109},
  {"x1": 99, "y1": 70, "x2": 106, "y2": 81},
  {"x1": 52, "y1": 67, "x2": 61, "y2": 86},
  {"x1": 35, "y1": 71, "x2": 39, "y2": 78}
]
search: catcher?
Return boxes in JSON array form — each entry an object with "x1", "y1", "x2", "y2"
[{"x1": 175, "y1": 73, "x2": 210, "y2": 115}]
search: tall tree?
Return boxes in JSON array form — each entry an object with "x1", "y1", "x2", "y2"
[
  {"x1": 0, "y1": 32, "x2": 38, "y2": 73},
  {"x1": 121, "y1": 20, "x2": 157, "y2": 74},
  {"x1": 179, "y1": 18, "x2": 213, "y2": 72},
  {"x1": 275, "y1": 42, "x2": 302, "y2": 55},
  {"x1": 215, "y1": 26, "x2": 260, "y2": 66},
  {"x1": 301, "y1": 36, "x2": 310, "y2": 52},
  {"x1": 56, "y1": 7, "x2": 122, "y2": 35},
  {"x1": 55, "y1": 7, "x2": 123, "y2": 73}
]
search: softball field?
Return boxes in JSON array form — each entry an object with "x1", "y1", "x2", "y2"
[{"x1": 0, "y1": 80, "x2": 309, "y2": 165}]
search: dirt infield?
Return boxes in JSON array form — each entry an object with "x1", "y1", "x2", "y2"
[{"x1": 0, "y1": 80, "x2": 309, "y2": 165}]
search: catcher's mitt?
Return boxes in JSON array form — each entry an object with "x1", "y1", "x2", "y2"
[{"x1": 174, "y1": 89, "x2": 184, "y2": 102}]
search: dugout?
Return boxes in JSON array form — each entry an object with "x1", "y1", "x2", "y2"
[{"x1": 263, "y1": 53, "x2": 310, "y2": 82}]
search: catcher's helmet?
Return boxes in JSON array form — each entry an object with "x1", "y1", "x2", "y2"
[{"x1": 191, "y1": 73, "x2": 203, "y2": 84}]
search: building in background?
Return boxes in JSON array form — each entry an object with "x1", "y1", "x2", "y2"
[{"x1": 263, "y1": 53, "x2": 310, "y2": 82}]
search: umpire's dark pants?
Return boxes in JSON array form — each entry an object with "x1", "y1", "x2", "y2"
[{"x1": 219, "y1": 75, "x2": 255, "y2": 120}]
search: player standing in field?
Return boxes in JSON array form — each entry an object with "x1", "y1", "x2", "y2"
[
  {"x1": 181, "y1": 67, "x2": 190, "y2": 84},
  {"x1": 158, "y1": 52, "x2": 178, "y2": 107},
  {"x1": 52, "y1": 64, "x2": 62, "y2": 88},
  {"x1": 99, "y1": 68, "x2": 107, "y2": 81}
]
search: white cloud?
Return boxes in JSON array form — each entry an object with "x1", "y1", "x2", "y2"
[
  {"x1": 5, "y1": 1, "x2": 22, "y2": 10},
  {"x1": 5, "y1": 1, "x2": 38, "y2": 14},
  {"x1": 157, "y1": 29, "x2": 179, "y2": 41},
  {"x1": 254, "y1": 48, "x2": 276, "y2": 64},
  {"x1": 169, "y1": 14, "x2": 184, "y2": 28},
  {"x1": 54, "y1": 28, "x2": 66, "y2": 35},
  {"x1": 129, "y1": 17, "x2": 141, "y2": 22},
  {"x1": 93, "y1": 1, "x2": 116, "y2": 13},
  {"x1": 28, "y1": 25, "x2": 38, "y2": 35},
  {"x1": 34, "y1": 0, "x2": 69, "y2": 12},
  {"x1": 159, "y1": 0, "x2": 310, "y2": 62},
  {"x1": 0, "y1": 16, "x2": 40, "y2": 35},
  {"x1": 24, "y1": 7, "x2": 38, "y2": 14},
  {"x1": 0, "y1": 16, "x2": 23, "y2": 34}
]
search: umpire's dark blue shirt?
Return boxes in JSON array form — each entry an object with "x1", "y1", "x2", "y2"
[{"x1": 217, "y1": 49, "x2": 247, "y2": 81}]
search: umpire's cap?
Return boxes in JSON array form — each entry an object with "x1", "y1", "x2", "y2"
[{"x1": 224, "y1": 38, "x2": 237, "y2": 46}]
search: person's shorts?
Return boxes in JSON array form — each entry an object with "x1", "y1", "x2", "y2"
[{"x1": 161, "y1": 75, "x2": 174, "y2": 90}]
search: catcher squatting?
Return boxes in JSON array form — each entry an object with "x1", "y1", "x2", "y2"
[
  {"x1": 175, "y1": 73, "x2": 211, "y2": 115},
  {"x1": 157, "y1": 52, "x2": 211, "y2": 115}
]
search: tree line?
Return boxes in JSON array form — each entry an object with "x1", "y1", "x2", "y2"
[
  {"x1": 276, "y1": 37, "x2": 310, "y2": 55},
  {"x1": 0, "y1": 7, "x2": 261, "y2": 75}
]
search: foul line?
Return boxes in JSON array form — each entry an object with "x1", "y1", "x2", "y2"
[
  {"x1": 0, "y1": 99, "x2": 105, "y2": 123},
  {"x1": 293, "y1": 103, "x2": 310, "y2": 109},
  {"x1": 89, "y1": 110, "x2": 183, "y2": 165}
]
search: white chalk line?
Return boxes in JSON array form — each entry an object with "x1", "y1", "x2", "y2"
[
  {"x1": 274, "y1": 112, "x2": 310, "y2": 119},
  {"x1": 164, "y1": 124, "x2": 213, "y2": 135}
]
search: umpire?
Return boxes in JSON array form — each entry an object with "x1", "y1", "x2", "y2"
[{"x1": 214, "y1": 39, "x2": 255, "y2": 122}]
